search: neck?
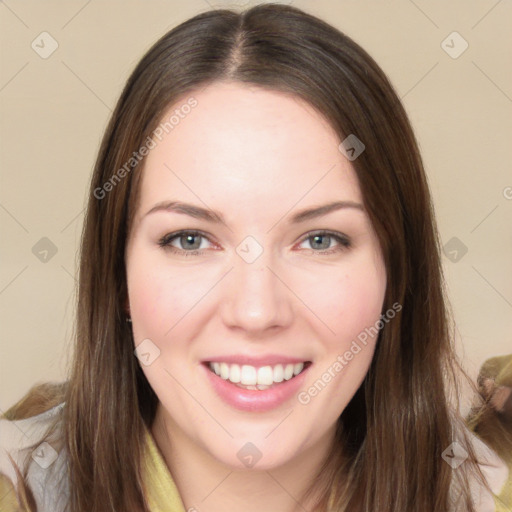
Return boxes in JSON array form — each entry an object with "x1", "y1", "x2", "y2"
[{"x1": 151, "y1": 403, "x2": 335, "y2": 512}]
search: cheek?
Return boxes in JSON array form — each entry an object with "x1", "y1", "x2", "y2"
[
  {"x1": 127, "y1": 266, "x2": 166, "y2": 334},
  {"x1": 296, "y1": 261, "x2": 385, "y2": 420},
  {"x1": 127, "y1": 247, "x2": 202, "y2": 337},
  {"x1": 127, "y1": 258, "x2": 227, "y2": 372},
  {"x1": 126, "y1": 248, "x2": 178, "y2": 347},
  {"x1": 127, "y1": 260, "x2": 199, "y2": 393},
  {"x1": 304, "y1": 259, "x2": 386, "y2": 346}
]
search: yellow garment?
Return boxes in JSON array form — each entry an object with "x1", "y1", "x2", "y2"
[
  {"x1": 143, "y1": 425, "x2": 186, "y2": 512},
  {"x1": 0, "y1": 403, "x2": 508, "y2": 511}
]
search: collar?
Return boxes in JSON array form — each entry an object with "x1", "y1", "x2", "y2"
[
  {"x1": 142, "y1": 424, "x2": 186, "y2": 512},
  {"x1": 140, "y1": 419, "x2": 509, "y2": 512}
]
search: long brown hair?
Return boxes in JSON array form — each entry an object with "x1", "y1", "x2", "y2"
[{"x1": 2, "y1": 4, "x2": 493, "y2": 511}]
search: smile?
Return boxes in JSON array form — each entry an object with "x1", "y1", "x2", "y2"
[
  {"x1": 202, "y1": 358, "x2": 312, "y2": 412},
  {"x1": 207, "y1": 361, "x2": 310, "y2": 390}
]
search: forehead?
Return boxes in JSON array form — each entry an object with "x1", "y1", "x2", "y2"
[{"x1": 134, "y1": 81, "x2": 362, "y2": 221}]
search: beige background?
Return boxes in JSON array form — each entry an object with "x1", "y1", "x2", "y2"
[{"x1": 1, "y1": 0, "x2": 511, "y2": 413}]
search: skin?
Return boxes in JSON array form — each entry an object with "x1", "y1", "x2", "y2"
[{"x1": 125, "y1": 81, "x2": 387, "y2": 512}]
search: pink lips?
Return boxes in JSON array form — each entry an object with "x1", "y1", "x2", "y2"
[{"x1": 202, "y1": 361, "x2": 311, "y2": 412}]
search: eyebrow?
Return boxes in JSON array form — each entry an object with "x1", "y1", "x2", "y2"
[{"x1": 143, "y1": 200, "x2": 364, "y2": 224}]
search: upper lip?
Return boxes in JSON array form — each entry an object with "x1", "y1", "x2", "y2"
[{"x1": 202, "y1": 354, "x2": 311, "y2": 367}]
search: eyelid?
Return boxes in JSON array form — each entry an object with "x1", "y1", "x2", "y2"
[
  {"x1": 158, "y1": 229, "x2": 351, "y2": 254},
  {"x1": 295, "y1": 230, "x2": 351, "y2": 251},
  {"x1": 158, "y1": 229, "x2": 217, "y2": 249}
]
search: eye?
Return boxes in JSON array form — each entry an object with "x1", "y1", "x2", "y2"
[
  {"x1": 158, "y1": 230, "x2": 215, "y2": 255},
  {"x1": 158, "y1": 229, "x2": 351, "y2": 257},
  {"x1": 297, "y1": 230, "x2": 351, "y2": 255}
]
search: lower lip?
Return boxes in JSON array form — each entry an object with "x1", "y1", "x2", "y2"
[{"x1": 202, "y1": 363, "x2": 311, "y2": 412}]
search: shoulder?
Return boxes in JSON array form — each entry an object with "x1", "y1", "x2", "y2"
[
  {"x1": 451, "y1": 421, "x2": 509, "y2": 512},
  {"x1": 0, "y1": 402, "x2": 70, "y2": 512}
]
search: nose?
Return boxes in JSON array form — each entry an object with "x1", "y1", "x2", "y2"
[{"x1": 219, "y1": 248, "x2": 294, "y2": 337}]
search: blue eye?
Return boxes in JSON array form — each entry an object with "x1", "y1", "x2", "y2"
[
  {"x1": 298, "y1": 231, "x2": 351, "y2": 254},
  {"x1": 158, "y1": 229, "x2": 351, "y2": 256},
  {"x1": 158, "y1": 230, "x2": 212, "y2": 255}
]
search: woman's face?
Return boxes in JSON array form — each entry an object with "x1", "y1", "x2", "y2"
[{"x1": 125, "y1": 81, "x2": 386, "y2": 470}]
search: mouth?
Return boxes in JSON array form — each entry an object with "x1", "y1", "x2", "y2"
[{"x1": 203, "y1": 361, "x2": 312, "y2": 391}]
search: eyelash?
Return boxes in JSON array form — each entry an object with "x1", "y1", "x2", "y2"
[{"x1": 157, "y1": 229, "x2": 351, "y2": 256}]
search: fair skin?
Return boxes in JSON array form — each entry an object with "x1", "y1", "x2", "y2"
[{"x1": 125, "y1": 81, "x2": 387, "y2": 512}]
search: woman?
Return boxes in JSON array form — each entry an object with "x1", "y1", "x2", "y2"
[{"x1": 0, "y1": 4, "x2": 508, "y2": 511}]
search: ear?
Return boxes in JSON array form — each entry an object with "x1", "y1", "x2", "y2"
[{"x1": 123, "y1": 295, "x2": 131, "y2": 316}]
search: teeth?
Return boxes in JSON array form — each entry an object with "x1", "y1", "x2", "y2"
[
  {"x1": 257, "y1": 366, "x2": 273, "y2": 386},
  {"x1": 208, "y1": 361, "x2": 306, "y2": 386},
  {"x1": 220, "y1": 363, "x2": 230, "y2": 380},
  {"x1": 240, "y1": 365, "x2": 257, "y2": 385},
  {"x1": 229, "y1": 364, "x2": 241, "y2": 383},
  {"x1": 273, "y1": 364, "x2": 284, "y2": 383}
]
